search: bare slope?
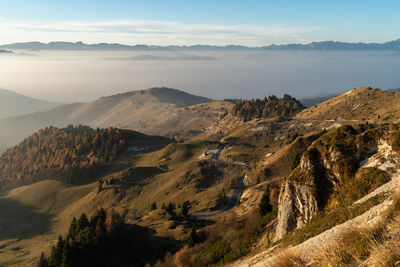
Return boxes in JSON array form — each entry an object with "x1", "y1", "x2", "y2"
[
  {"x1": 296, "y1": 87, "x2": 400, "y2": 123},
  {"x1": 0, "y1": 88, "x2": 60, "y2": 118}
]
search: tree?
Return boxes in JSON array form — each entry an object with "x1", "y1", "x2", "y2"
[
  {"x1": 291, "y1": 151, "x2": 301, "y2": 170},
  {"x1": 78, "y1": 213, "x2": 89, "y2": 230},
  {"x1": 150, "y1": 202, "x2": 157, "y2": 210},
  {"x1": 95, "y1": 218, "x2": 107, "y2": 243},
  {"x1": 259, "y1": 189, "x2": 273, "y2": 216},
  {"x1": 97, "y1": 178, "x2": 103, "y2": 193},
  {"x1": 67, "y1": 217, "x2": 78, "y2": 239},
  {"x1": 166, "y1": 202, "x2": 176, "y2": 213},
  {"x1": 38, "y1": 253, "x2": 49, "y2": 267},
  {"x1": 187, "y1": 227, "x2": 198, "y2": 247},
  {"x1": 61, "y1": 240, "x2": 73, "y2": 267},
  {"x1": 180, "y1": 201, "x2": 191, "y2": 217},
  {"x1": 49, "y1": 236, "x2": 65, "y2": 267}
]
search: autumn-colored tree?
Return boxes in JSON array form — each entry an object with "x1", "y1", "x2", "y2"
[{"x1": 0, "y1": 125, "x2": 150, "y2": 190}]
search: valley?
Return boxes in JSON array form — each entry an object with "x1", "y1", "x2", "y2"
[{"x1": 1, "y1": 86, "x2": 400, "y2": 266}]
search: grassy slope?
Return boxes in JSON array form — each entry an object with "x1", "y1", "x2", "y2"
[
  {"x1": 0, "y1": 140, "x2": 240, "y2": 266},
  {"x1": 296, "y1": 87, "x2": 400, "y2": 123},
  {"x1": 0, "y1": 180, "x2": 96, "y2": 266}
]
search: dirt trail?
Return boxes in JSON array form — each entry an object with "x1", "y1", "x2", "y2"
[{"x1": 191, "y1": 143, "x2": 251, "y2": 218}]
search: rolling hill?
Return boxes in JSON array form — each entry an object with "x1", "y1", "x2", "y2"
[
  {"x1": 0, "y1": 87, "x2": 219, "y2": 153},
  {"x1": 3, "y1": 86, "x2": 400, "y2": 266},
  {"x1": 296, "y1": 87, "x2": 400, "y2": 123},
  {"x1": 0, "y1": 88, "x2": 60, "y2": 118}
]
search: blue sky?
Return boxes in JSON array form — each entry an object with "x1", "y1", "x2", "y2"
[{"x1": 0, "y1": 0, "x2": 399, "y2": 46}]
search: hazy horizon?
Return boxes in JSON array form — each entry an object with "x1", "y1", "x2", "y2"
[{"x1": 1, "y1": 49, "x2": 400, "y2": 103}]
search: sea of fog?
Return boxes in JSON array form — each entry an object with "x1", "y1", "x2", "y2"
[{"x1": 1, "y1": 50, "x2": 400, "y2": 103}]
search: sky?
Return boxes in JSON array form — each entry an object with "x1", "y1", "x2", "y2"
[{"x1": 0, "y1": 0, "x2": 399, "y2": 46}]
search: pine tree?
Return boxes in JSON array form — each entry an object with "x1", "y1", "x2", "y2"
[
  {"x1": 180, "y1": 201, "x2": 191, "y2": 217},
  {"x1": 61, "y1": 241, "x2": 73, "y2": 267},
  {"x1": 187, "y1": 227, "x2": 198, "y2": 247},
  {"x1": 259, "y1": 189, "x2": 273, "y2": 216},
  {"x1": 49, "y1": 236, "x2": 65, "y2": 267},
  {"x1": 150, "y1": 202, "x2": 157, "y2": 210},
  {"x1": 78, "y1": 213, "x2": 89, "y2": 230},
  {"x1": 95, "y1": 218, "x2": 107, "y2": 243},
  {"x1": 291, "y1": 151, "x2": 301, "y2": 170},
  {"x1": 67, "y1": 217, "x2": 78, "y2": 239},
  {"x1": 97, "y1": 178, "x2": 103, "y2": 193},
  {"x1": 166, "y1": 202, "x2": 176, "y2": 213},
  {"x1": 38, "y1": 252, "x2": 49, "y2": 267}
]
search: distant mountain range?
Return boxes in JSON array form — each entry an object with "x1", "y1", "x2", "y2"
[
  {"x1": 0, "y1": 88, "x2": 60, "y2": 118},
  {"x1": 1, "y1": 39, "x2": 400, "y2": 51}
]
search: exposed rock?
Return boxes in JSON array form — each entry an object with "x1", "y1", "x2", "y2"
[
  {"x1": 274, "y1": 180, "x2": 318, "y2": 241},
  {"x1": 274, "y1": 126, "x2": 381, "y2": 240}
]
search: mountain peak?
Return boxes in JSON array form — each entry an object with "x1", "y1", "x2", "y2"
[{"x1": 102, "y1": 87, "x2": 212, "y2": 107}]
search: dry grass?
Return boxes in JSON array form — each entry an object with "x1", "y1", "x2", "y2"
[
  {"x1": 273, "y1": 249, "x2": 307, "y2": 267},
  {"x1": 296, "y1": 87, "x2": 400, "y2": 123},
  {"x1": 312, "y1": 226, "x2": 376, "y2": 266},
  {"x1": 310, "y1": 192, "x2": 400, "y2": 267},
  {"x1": 0, "y1": 140, "x2": 241, "y2": 266}
]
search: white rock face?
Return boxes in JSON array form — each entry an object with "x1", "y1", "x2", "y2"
[
  {"x1": 274, "y1": 180, "x2": 318, "y2": 241},
  {"x1": 274, "y1": 130, "x2": 380, "y2": 241},
  {"x1": 361, "y1": 140, "x2": 398, "y2": 171}
]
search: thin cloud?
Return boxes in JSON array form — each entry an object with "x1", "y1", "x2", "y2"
[{"x1": 0, "y1": 19, "x2": 318, "y2": 46}]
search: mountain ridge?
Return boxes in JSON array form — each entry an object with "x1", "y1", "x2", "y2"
[
  {"x1": 0, "y1": 88, "x2": 61, "y2": 118},
  {"x1": 1, "y1": 39, "x2": 400, "y2": 51},
  {"x1": 0, "y1": 87, "x2": 217, "y2": 153}
]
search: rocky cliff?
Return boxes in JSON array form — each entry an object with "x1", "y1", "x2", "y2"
[{"x1": 274, "y1": 125, "x2": 381, "y2": 241}]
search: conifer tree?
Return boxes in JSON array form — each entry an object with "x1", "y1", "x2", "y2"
[
  {"x1": 180, "y1": 201, "x2": 191, "y2": 217},
  {"x1": 49, "y1": 236, "x2": 65, "y2": 267},
  {"x1": 187, "y1": 227, "x2": 198, "y2": 247},
  {"x1": 67, "y1": 217, "x2": 78, "y2": 239},
  {"x1": 259, "y1": 189, "x2": 273, "y2": 216},
  {"x1": 38, "y1": 253, "x2": 49, "y2": 267},
  {"x1": 78, "y1": 213, "x2": 89, "y2": 230},
  {"x1": 61, "y1": 241, "x2": 73, "y2": 267}
]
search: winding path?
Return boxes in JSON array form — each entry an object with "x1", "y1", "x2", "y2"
[
  {"x1": 191, "y1": 143, "x2": 251, "y2": 218},
  {"x1": 129, "y1": 143, "x2": 251, "y2": 223}
]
